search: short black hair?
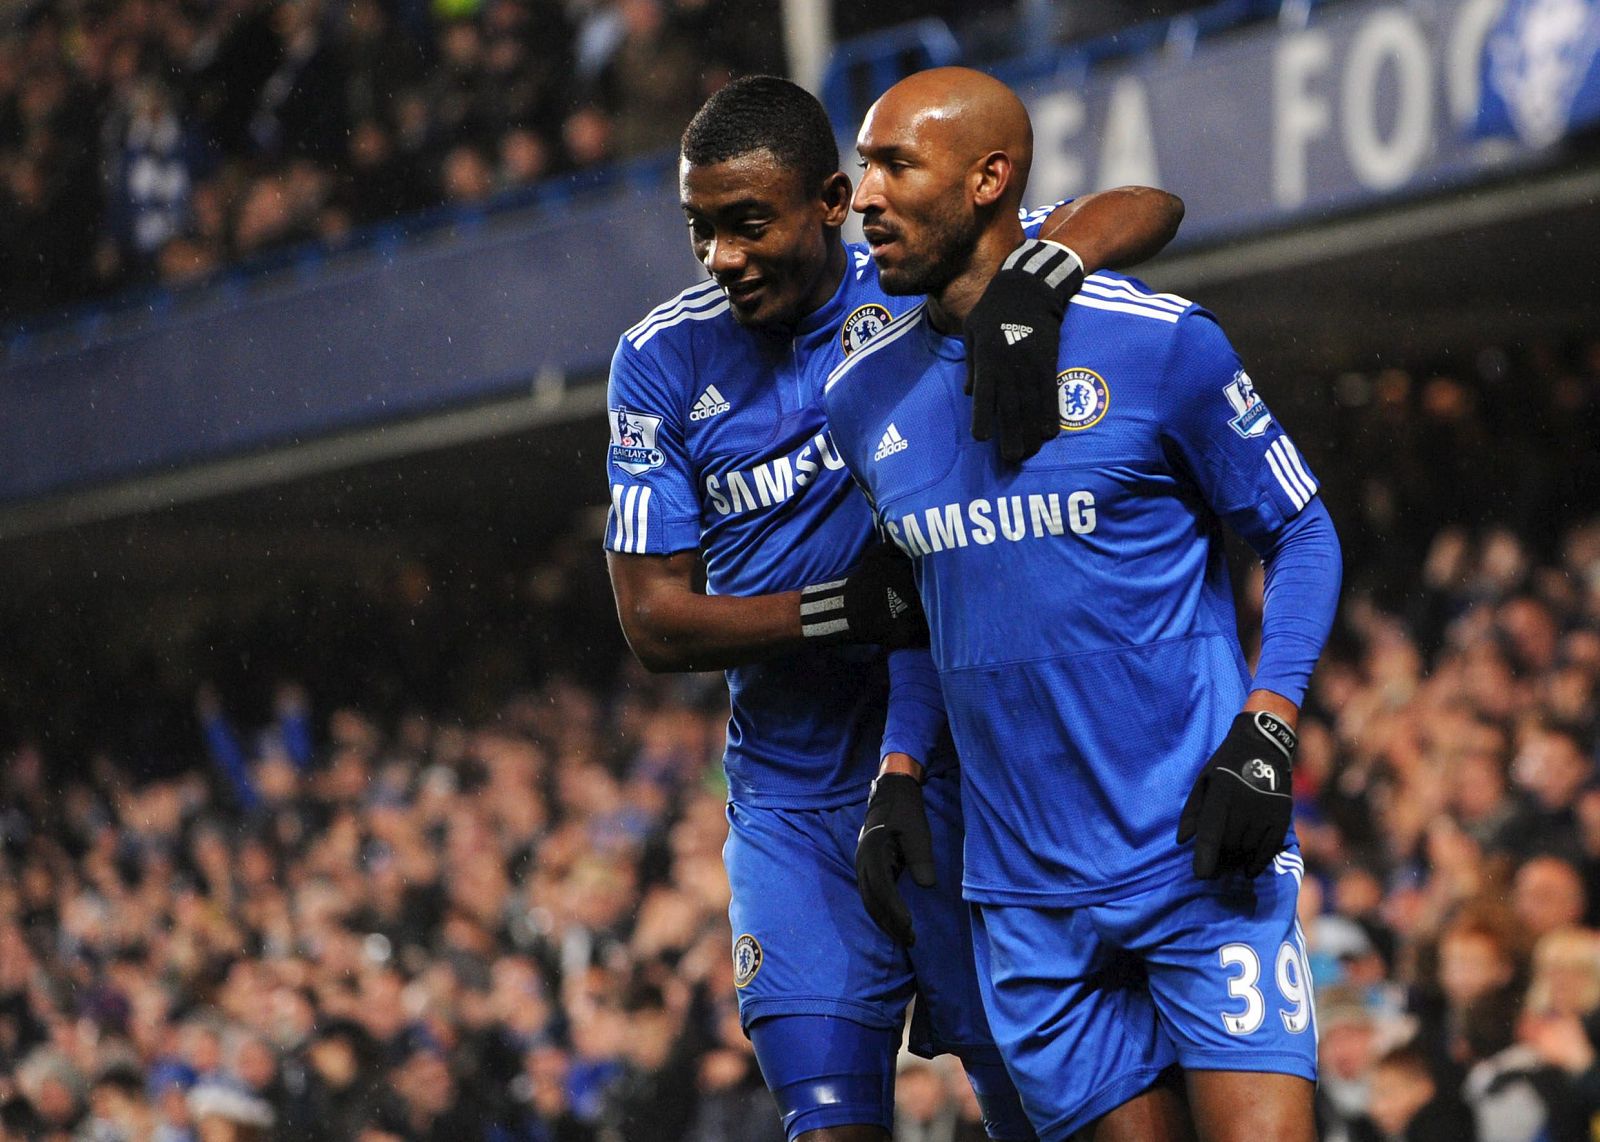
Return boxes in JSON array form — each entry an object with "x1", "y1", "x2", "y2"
[{"x1": 681, "y1": 76, "x2": 839, "y2": 191}]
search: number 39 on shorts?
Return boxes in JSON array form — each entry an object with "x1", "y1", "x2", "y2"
[{"x1": 1218, "y1": 941, "x2": 1313, "y2": 1035}]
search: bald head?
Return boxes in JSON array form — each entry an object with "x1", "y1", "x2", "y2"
[
  {"x1": 863, "y1": 68, "x2": 1034, "y2": 210},
  {"x1": 853, "y1": 68, "x2": 1035, "y2": 318}
]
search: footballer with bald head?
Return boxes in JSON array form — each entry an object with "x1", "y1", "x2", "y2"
[{"x1": 826, "y1": 67, "x2": 1341, "y2": 1142}]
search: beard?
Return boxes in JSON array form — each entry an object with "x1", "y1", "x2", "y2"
[{"x1": 875, "y1": 201, "x2": 982, "y2": 297}]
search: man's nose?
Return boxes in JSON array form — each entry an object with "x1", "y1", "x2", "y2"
[
  {"x1": 852, "y1": 168, "x2": 883, "y2": 215},
  {"x1": 705, "y1": 235, "x2": 744, "y2": 276}
]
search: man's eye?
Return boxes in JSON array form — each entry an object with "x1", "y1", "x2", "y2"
[{"x1": 738, "y1": 225, "x2": 767, "y2": 240}]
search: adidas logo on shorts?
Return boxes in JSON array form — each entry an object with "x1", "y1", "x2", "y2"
[
  {"x1": 690, "y1": 384, "x2": 732, "y2": 421},
  {"x1": 874, "y1": 423, "x2": 909, "y2": 461}
]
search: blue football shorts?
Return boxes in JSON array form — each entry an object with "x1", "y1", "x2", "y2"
[
  {"x1": 969, "y1": 850, "x2": 1318, "y2": 1141},
  {"x1": 725, "y1": 771, "x2": 1033, "y2": 1140}
]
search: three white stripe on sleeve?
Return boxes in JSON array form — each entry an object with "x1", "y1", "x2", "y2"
[
  {"x1": 1264, "y1": 437, "x2": 1317, "y2": 510},
  {"x1": 609, "y1": 484, "x2": 652, "y2": 553}
]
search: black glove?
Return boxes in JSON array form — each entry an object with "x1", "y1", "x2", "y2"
[
  {"x1": 855, "y1": 773, "x2": 936, "y2": 946},
  {"x1": 799, "y1": 541, "x2": 928, "y2": 647},
  {"x1": 963, "y1": 239, "x2": 1086, "y2": 463},
  {"x1": 1177, "y1": 710, "x2": 1297, "y2": 879}
]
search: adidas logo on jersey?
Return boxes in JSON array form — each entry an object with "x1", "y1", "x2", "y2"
[
  {"x1": 874, "y1": 424, "x2": 909, "y2": 461},
  {"x1": 1001, "y1": 323, "x2": 1033, "y2": 345},
  {"x1": 689, "y1": 385, "x2": 732, "y2": 421}
]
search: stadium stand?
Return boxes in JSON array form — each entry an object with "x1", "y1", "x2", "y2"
[
  {"x1": 3, "y1": 0, "x2": 1600, "y2": 1136},
  {"x1": 0, "y1": 338, "x2": 1597, "y2": 1138},
  {"x1": 0, "y1": 0, "x2": 788, "y2": 326},
  {"x1": 0, "y1": 0, "x2": 1272, "y2": 335}
]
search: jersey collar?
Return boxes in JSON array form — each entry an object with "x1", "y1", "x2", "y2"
[
  {"x1": 922, "y1": 315, "x2": 966, "y2": 362},
  {"x1": 793, "y1": 250, "x2": 853, "y2": 340}
]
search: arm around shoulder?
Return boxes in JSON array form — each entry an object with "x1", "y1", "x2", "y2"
[
  {"x1": 1037, "y1": 186, "x2": 1185, "y2": 273},
  {"x1": 963, "y1": 186, "x2": 1184, "y2": 463}
]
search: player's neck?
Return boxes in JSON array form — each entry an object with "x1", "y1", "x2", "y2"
[
  {"x1": 796, "y1": 239, "x2": 850, "y2": 325},
  {"x1": 926, "y1": 219, "x2": 1025, "y2": 336}
]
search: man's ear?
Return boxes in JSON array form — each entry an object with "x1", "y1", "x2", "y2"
[
  {"x1": 819, "y1": 171, "x2": 852, "y2": 228},
  {"x1": 971, "y1": 151, "x2": 1014, "y2": 209}
]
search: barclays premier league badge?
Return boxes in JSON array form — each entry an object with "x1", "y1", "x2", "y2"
[
  {"x1": 1223, "y1": 370, "x2": 1273, "y2": 439},
  {"x1": 610, "y1": 406, "x2": 666, "y2": 475}
]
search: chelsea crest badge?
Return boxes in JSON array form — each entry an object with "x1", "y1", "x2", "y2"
[
  {"x1": 841, "y1": 304, "x2": 892, "y2": 355},
  {"x1": 1057, "y1": 368, "x2": 1110, "y2": 430},
  {"x1": 733, "y1": 934, "x2": 763, "y2": 988}
]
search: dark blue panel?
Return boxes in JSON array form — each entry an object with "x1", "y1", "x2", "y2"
[
  {"x1": 0, "y1": 179, "x2": 702, "y2": 503},
  {"x1": 0, "y1": 0, "x2": 1574, "y2": 507}
]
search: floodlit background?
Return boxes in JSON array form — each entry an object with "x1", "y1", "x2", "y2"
[{"x1": 0, "y1": 0, "x2": 1598, "y2": 1138}]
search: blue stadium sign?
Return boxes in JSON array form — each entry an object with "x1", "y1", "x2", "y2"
[{"x1": 1013, "y1": 0, "x2": 1596, "y2": 238}]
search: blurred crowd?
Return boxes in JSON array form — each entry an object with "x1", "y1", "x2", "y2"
[
  {"x1": 1292, "y1": 508, "x2": 1600, "y2": 1142},
  {"x1": 0, "y1": 0, "x2": 1285, "y2": 328},
  {"x1": 0, "y1": 0, "x2": 787, "y2": 323},
  {"x1": 0, "y1": 668, "x2": 787, "y2": 1141},
  {"x1": 0, "y1": 339, "x2": 1598, "y2": 1142},
  {"x1": 1236, "y1": 336, "x2": 1600, "y2": 1142}
]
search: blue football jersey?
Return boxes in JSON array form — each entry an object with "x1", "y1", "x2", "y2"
[
  {"x1": 822, "y1": 272, "x2": 1321, "y2": 904},
  {"x1": 603, "y1": 244, "x2": 926, "y2": 809}
]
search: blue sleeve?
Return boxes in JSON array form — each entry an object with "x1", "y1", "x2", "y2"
[
  {"x1": 1018, "y1": 201, "x2": 1072, "y2": 238},
  {"x1": 603, "y1": 335, "x2": 702, "y2": 556},
  {"x1": 1159, "y1": 309, "x2": 1323, "y2": 546},
  {"x1": 1251, "y1": 497, "x2": 1341, "y2": 708},
  {"x1": 201, "y1": 712, "x2": 261, "y2": 812},
  {"x1": 1157, "y1": 309, "x2": 1337, "y2": 707},
  {"x1": 881, "y1": 649, "x2": 946, "y2": 766}
]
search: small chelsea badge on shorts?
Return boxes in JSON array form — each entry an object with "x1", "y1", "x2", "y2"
[
  {"x1": 841, "y1": 304, "x2": 892, "y2": 355},
  {"x1": 733, "y1": 934, "x2": 763, "y2": 988},
  {"x1": 1057, "y1": 368, "x2": 1110, "y2": 430}
]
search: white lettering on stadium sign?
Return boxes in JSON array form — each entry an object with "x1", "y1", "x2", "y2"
[{"x1": 1023, "y1": 0, "x2": 1540, "y2": 237}]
